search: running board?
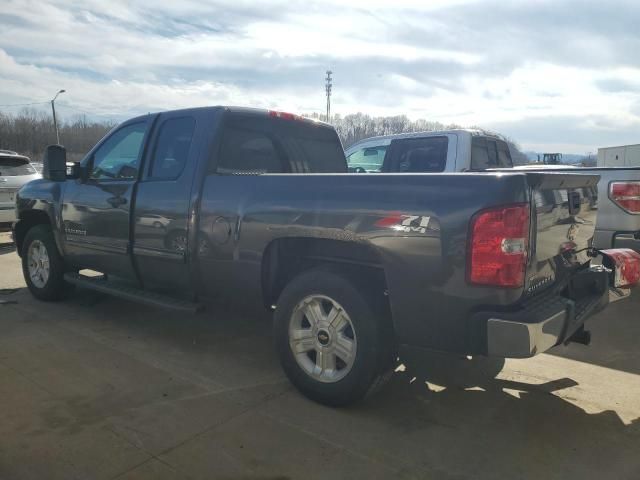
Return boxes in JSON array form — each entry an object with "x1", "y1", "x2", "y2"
[{"x1": 63, "y1": 273, "x2": 204, "y2": 314}]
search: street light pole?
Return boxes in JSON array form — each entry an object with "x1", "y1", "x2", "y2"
[
  {"x1": 325, "y1": 71, "x2": 332, "y2": 123},
  {"x1": 51, "y1": 89, "x2": 65, "y2": 144}
]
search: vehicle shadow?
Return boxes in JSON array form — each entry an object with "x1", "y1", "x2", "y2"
[
  {"x1": 550, "y1": 293, "x2": 640, "y2": 376},
  {"x1": 0, "y1": 240, "x2": 16, "y2": 255},
  {"x1": 354, "y1": 349, "x2": 640, "y2": 479}
]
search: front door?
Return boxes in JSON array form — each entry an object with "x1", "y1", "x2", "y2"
[
  {"x1": 132, "y1": 111, "x2": 202, "y2": 290},
  {"x1": 62, "y1": 120, "x2": 150, "y2": 278}
]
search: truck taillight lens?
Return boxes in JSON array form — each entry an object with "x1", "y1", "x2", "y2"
[
  {"x1": 468, "y1": 203, "x2": 530, "y2": 288},
  {"x1": 610, "y1": 181, "x2": 640, "y2": 214},
  {"x1": 601, "y1": 248, "x2": 640, "y2": 288}
]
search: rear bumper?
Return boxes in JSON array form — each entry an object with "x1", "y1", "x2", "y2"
[{"x1": 477, "y1": 269, "x2": 614, "y2": 358}]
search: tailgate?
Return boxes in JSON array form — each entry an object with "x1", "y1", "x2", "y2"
[{"x1": 524, "y1": 173, "x2": 600, "y2": 296}]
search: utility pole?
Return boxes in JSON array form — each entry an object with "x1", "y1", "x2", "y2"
[
  {"x1": 51, "y1": 89, "x2": 65, "y2": 144},
  {"x1": 325, "y1": 70, "x2": 332, "y2": 123}
]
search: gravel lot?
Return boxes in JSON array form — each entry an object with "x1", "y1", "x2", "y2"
[{"x1": 1, "y1": 231, "x2": 639, "y2": 479}]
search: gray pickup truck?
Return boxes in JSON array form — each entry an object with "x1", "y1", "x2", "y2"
[{"x1": 12, "y1": 106, "x2": 639, "y2": 406}]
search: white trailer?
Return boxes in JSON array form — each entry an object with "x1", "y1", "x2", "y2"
[{"x1": 598, "y1": 144, "x2": 640, "y2": 167}]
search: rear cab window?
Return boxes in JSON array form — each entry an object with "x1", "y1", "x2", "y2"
[
  {"x1": 471, "y1": 136, "x2": 513, "y2": 170},
  {"x1": 385, "y1": 136, "x2": 448, "y2": 172},
  {"x1": 0, "y1": 157, "x2": 36, "y2": 176},
  {"x1": 213, "y1": 112, "x2": 346, "y2": 174}
]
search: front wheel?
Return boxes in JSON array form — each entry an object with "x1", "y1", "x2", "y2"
[
  {"x1": 21, "y1": 225, "x2": 72, "y2": 301},
  {"x1": 274, "y1": 269, "x2": 394, "y2": 406}
]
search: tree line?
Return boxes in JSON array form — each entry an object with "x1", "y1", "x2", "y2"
[
  {"x1": 0, "y1": 109, "x2": 114, "y2": 162},
  {"x1": 0, "y1": 108, "x2": 529, "y2": 164}
]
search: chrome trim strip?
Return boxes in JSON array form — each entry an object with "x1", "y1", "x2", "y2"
[
  {"x1": 132, "y1": 245, "x2": 184, "y2": 262},
  {"x1": 65, "y1": 238, "x2": 127, "y2": 254}
]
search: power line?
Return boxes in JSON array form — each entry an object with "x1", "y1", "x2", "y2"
[
  {"x1": 0, "y1": 100, "x2": 49, "y2": 108},
  {"x1": 56, "y1": 104, "x2": 121, "y2": 119}
]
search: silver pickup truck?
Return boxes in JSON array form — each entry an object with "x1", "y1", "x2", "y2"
[{"x1": 345, "y1": 132, "x2": 640, "y2": 253}]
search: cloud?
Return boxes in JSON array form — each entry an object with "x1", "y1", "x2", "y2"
[{"x1": 0, "y1": 0, "x2": 639, "y2": 152}]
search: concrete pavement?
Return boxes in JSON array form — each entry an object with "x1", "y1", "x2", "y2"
[{"x1": 1, "y1": 232, "x2": 639, "y2": 479}]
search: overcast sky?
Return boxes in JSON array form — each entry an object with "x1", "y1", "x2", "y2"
[{"x1": 1, "y1": 0, "x2": 639, "y2": 153}]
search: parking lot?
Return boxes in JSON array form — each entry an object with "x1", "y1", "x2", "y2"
[{"x1": 1, "y1": 230, "x2": 639, "y2": 479}]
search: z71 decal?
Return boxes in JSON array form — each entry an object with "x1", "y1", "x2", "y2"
[{"x1": 375, "y1": 214, "x2": 432, "y2": 234}]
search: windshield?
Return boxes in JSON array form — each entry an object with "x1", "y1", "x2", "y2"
[
  {"x1": 346, "y1": 145, "x2": 387, "y2": 172},
  {"x1": 0, "y1": 157, "x2": 36, "y2": 176}
]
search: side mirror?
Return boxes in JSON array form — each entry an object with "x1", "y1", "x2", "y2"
[{"x1": 42, "y1": 145, "x2": 67, "y2": 182}]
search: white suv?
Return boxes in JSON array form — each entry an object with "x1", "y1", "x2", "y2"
[{"x1": 0, "y1": 150, "x2": 41, "y2": 227}]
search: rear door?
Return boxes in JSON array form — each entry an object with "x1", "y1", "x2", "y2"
[{"x1": 62, "y1": 119, "x2": 151, "y2": 278}]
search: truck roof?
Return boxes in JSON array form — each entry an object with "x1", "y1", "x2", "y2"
[
  {"x1": 126, "y1": 106, "x2": 332, "y2": 129},
  {"x1": 345, "y1": 128, "x2": 505, "y2": 150}
]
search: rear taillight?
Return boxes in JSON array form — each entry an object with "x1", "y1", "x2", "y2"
[
  {"x1": 601, "y1": 248, "x2": 640, "y2": 288},
  {"x1": 610, "y1": 181, "x2": 640, "y2": 214},
  {"x1": 468, "y1": 203, "x2": 530, "y2": 288}
]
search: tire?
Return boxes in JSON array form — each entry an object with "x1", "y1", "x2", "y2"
[
  {"x1": 274, "y1": 269, "x2": 394, "y2": 407},
  {"x1": 21, "y1": 225, "x2": 72, "y2": 301}
]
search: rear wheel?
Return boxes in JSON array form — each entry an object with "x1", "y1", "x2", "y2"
[
  {"x1": 21, "y1": 225, "x2": 71, "y2": 301},
  {"x1": 274, "y1": 269, "x2": 394, "y2": 406}
]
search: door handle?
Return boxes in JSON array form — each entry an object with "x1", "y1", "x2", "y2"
[{"x1": 107, "y1": 196, "x2": 127, "y2": 208}]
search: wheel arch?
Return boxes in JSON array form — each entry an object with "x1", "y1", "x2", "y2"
[
  {"x1": 261, "y1": 237, "x2": 392, "y2": 319},
  {"x1": 14, "y1": 210, "x2": 57, "y2": 257}
]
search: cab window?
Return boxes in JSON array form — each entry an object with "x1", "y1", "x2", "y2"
[
  {"x1": 216, "y1": 127, "x2": 289, "y2": 175},
  {"x1": 471, "y1": 136, "x2": 513, "y2": 169},
  {"x1": 90, "y1": 122, "x2": 147, "y2": 180},
  {"x1": 386, "y1": 136, "x2": 448, "y2": 172},
  {"x1": 149, "y1": 117, "x2": 195, "y2": 180},
  {"x1": 347, "y1": 146, "x2": 387, "y2": 172}
]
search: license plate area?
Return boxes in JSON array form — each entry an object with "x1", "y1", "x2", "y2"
[{"x1": 0, "y1": 189, "x2": 16, "y2": 203}]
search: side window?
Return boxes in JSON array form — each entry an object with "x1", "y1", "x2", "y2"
[
  {"x1": 497, "y1": 140, "x2": 513, "y2": 167},
  {"x1": 487, "y1": 140, "x2": 499, "y2": 166},
  {"x1": 471, "y1": 137, "x2": 490, "y2": 169},
  {"x1": 471, "y1": 137, "x2": 513, "y2": 169},
  {"x1": 389, "y1": 137, "x2": 448, "y2": 172},
  {"x1": 91, "y1": 123, "x2": 147, "y2": 180},
  {"x1": 149, "y1": 117, "x2": 195, "y2": 179},
  {"x1": 215, "y1": 127, "x2": 288, "y2": 174}
]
